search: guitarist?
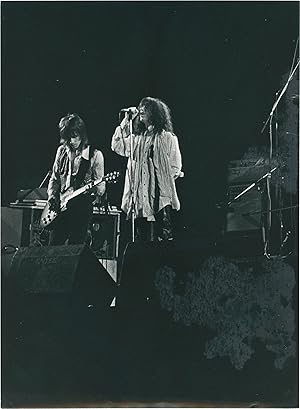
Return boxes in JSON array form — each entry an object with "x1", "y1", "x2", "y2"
[{"x1": 47, "y1": 113, "x2": 105, "y2": 245}]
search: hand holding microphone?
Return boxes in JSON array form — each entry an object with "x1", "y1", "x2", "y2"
[{"x1": 120, "y1": 106, "x2": 139, "y2": 120}]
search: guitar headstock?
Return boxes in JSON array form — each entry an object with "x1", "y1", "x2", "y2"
[{"x1": 103, "y1": 171, "x2": 120, "y2": 184}]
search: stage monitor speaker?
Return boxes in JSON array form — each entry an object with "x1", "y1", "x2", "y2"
[
  {"x1": 3, "y1": 244, "x2": 116, "y2": 401},
  {"x1": 226, "y1": 184, "x2": 263, "y2": 233},
  {"x1": 8, "y1": 244, "x2": 116, "y2": 308}
]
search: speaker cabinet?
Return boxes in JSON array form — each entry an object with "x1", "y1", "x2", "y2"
[
  {"x1": 1, "y1": 206, "x2": 50, "y2": 277},
  {"x1": 8, "y1": 244, "x2": 116, "y2": 307},
  {"x1": 3, "y1": 244, "x2": 117, "y2": 402},
  {"x1": 1, "y1": 207, "x2": 29, "y2": 276},
  {"x1": 1, "y1": 207, "x2": 24, "y2": 247}
]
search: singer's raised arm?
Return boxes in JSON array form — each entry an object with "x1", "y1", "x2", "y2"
[{"x1": 111, "y1": 117, "x2": 133, "y2": 157}]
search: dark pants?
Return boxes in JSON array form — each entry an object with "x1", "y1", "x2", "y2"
[
  {"x1": 49, "y1": 196, "x2": 93, "y2": 246},
  {"x1": 135, "y1": 205, "x2": 173, "y2": 242}
]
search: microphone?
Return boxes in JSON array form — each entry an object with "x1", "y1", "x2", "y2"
[{"x1": 119, "y1": 107, "x2": 139, "y2": 114}]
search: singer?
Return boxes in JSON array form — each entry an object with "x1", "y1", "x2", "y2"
[
  {"x1": 47, "y1": 113, "x2": 106, "y2": 245},
  {"x1": 111, "y1": 97, "x2": 183, "y2": 241}
]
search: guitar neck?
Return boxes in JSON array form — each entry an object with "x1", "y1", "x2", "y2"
[{"x1": 66, "y1": 178, "x2": 103, "y2": 202}]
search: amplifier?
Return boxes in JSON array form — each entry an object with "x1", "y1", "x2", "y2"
[
  {"x1": 227, "y1": 158, "x2": 269, "y2": 185},
  {"x1": 7, "y1": 204, "x2": 121, "y2": 260},
  {"x1": 2, "y1": 207, "x2": 28, "y2": 277},
  {"x1": 86, "y1": 211, "x2": 121, "y2": 260},
  {"x1": 226, "y1": 184, "x2": 264, "y2": 233},
  {"x1": 29, "y1": 208, "x2": 51, "y2": 246}
]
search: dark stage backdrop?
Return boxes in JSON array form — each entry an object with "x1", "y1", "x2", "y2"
[{"x1": 2, "y1": 1, "x2": 299, "y2": 234}]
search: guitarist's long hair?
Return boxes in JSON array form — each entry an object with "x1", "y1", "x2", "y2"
[{"x1": 58, "y1": 113, "x2": 89, "y2": 149}]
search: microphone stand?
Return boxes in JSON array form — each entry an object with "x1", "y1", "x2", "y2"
[
  {"x1": 217, "y1": 167, "x2": 279, "y2": 257},
  {"x1": 39, "y1": 170, "x2": 51, "y2": 188},
  {"x1": 127, "y1": 111, "x2": 136, "y2": 243},
  {"x1": 260, "y1": 59, "x2": 299, "y2": 257},
  {"x1": 16, "y1": 170, "x2": 51, "y2": 203},
  {"x1": 261, "y1": 60, "x2": 299, "y2": 135},
  {"x1": 242, "y1": 204, "x2": 298, "y2": 217}
]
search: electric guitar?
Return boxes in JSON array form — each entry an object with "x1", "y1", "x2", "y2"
[{"x1": 40, "y1": 171, "x2": 120, "y2": 229}]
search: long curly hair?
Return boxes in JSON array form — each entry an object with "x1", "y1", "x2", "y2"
[
  {"x1": 58, "y1": 113, "x2": 88, "y2": 148},
  {"x1": 134, "y1": 97, "x2": 174, "y2": 134}
]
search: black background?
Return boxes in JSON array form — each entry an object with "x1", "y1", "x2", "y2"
[{"x1": 2, "y1": 1, "x2": 299, "y2": 234}]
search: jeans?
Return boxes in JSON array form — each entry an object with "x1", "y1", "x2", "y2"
[{"x1": 49, "y1": 195, "x2": 93, "y2": 246}]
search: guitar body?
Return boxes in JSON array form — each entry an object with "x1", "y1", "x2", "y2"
[
  {"x1": 40, "y1": 171, "x2": 120, "y2": 229},
  {"x1": 40, "y1": 201, "x2": 60, "y2": 229},
  {"x1": 40, "y1": 188, "x2": 74, "y2": 229}
]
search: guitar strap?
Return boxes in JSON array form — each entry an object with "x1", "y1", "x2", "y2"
[{"x1": 74, "y1": 145, "x2": 95, "y2": 189}]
